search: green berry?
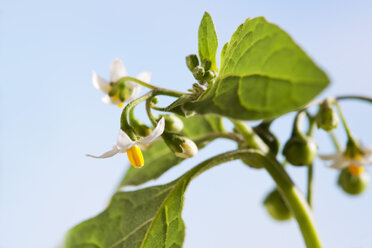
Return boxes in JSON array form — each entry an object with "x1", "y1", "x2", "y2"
[
  {"x1": 338, "y1": 169, "x2": 369, "y2": 195},
  {"x1": 283, "y1": 136, "x2": 317, "y2": 166},
  {"x1": 263, "y1": 189, "x2": 292, "y2": 221}
]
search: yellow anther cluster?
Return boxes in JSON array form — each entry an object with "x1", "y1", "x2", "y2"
[
  {"x1": 348, "y1": 164, "x2": 364, "y2": 176},
  {"x1": 127, "y1": 145, "x2": 144, "y2": 168}
]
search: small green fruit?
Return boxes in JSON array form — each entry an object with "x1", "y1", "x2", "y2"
[
  {"x1": 263, "y1": 189, "x2": 292, "y2": 221},
  {"x1": 338, "y1": 169, "x2": 369, "y2": 195},
  {"x1": 283, "y1": 136, "x2": 317, "y2": 166},
  {"x1": 253, "y1": 126, "x2": 280, "y2": 155}
]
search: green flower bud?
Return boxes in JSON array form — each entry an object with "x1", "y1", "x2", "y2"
[
  {"x1": 151, "y1": 97, "x2": 159, "y2": 104},
  {"x1": 201, "y1": 59, "x2": 212, "y2": 71},
  {"x1": 162, "y1": 132, "x2": 198, "y2": 158},
  {"x1": 253, "y1": 124, "x2": 280, "y2": 155},
  {"x1": 316, "y1": 100, "x2": 339, "y2": 131},
  {"x1": 203, "y1": 70, "x2": 216, "y2": 83},
  {"x1": 283, "y1": 135, "x2": 317, "y2": 166},
  {"x1": 133, "y1": 124, "x2": 152, "y2": 138},
  {"x1": 263, "y1": 189, "x2": 292, "y2": 221},
  {"x1": 338, "y1": 168, "x2": 369, "y2": 195},
  {"x1": 192, "y1": 66, "x2": 205, "y2": 81},
  {"x1": 174, "y1": 137, "x2": 198, "y2": 158},
  {"x1": 186, "y1": 54, "x2": 199, "y2": 72},
  {"x1": 163, "y1": 114, "x2": 184, "y2": 132}
]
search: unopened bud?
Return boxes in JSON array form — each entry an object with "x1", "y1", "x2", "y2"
[
  {"x1": 162, "y1": 133, "x2": 198, "y2": 158},
  {"x1": 174, "y1": 137, "x2": 198, "y2": 158},
  {"x1": 192, "y1": 66, "x2": 205, "y2": 80},
  {"x1": 203, "y1": 70, "x2": 216, "y2": 83},
  {"x1": 201, "y1": 59, "x2": 212, "y2": 71},
  {"x1": 186, "y1": 54, "x2": 199, "y2": 72},
  {"x1": 163, "y1": 114, "x2": 184, "y2": 132},
  {"x1": 316, "y1": 100, "x2": 339, "y2": 131},
  {"x1": 151, "y1": 97, "x2": 159, "y2": 104}
]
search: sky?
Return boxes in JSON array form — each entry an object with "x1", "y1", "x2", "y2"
[{"x1": 1, "y1": 0, "x2": 372, "y2": 247}]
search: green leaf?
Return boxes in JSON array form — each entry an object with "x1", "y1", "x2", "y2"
[
  {"x1": 119, "y1": 115, "x2": 224, "y2": 187},
  {"x1": 65, "y1": 149, "x2": 258, "y2": 248},
  {"x1": 198, "y1": 12, "x2": 218, "y2": 71},
  {"x1": 187, "y1": 17, "x2": 329, "y2": 120}
]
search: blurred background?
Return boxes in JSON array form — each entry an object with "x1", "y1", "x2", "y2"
[{"x1": 1, "y1": 0, "x2": 372, "y2": 247}]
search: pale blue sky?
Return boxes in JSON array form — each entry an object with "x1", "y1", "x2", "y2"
[{"x1": 1, "y1": 0, "x2": 372, "y2": 247}]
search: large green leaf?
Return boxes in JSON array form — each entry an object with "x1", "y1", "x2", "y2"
[
  {"x1": 65, "y1": 149, "x2": 260, "y2": 248},
  {"x1": 186, "y1": 17, "x2": 329, "y2": 120},
  {"x1": 119, "y1": 115, "x2": 224, "y2": 187},
  {"x1": 198, "y1": 12, "x2": 218, "y2": 71}
]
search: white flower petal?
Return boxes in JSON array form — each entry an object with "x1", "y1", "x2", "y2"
[
  {"x1": 362, "y1": 145, "x2": 372, "y2": 156},
  {"x1": 86, "y1": 145, "x2": 121, "y2": 158},
  {"x1": 353, "y1": 157, "x2": 372, "y2": 167},
  {"x1": 329, "y1": 157, "x2": 348, "y2": 170},
  {"x1": 138, "y1": 118, "x2": 165, "y2": 145},
  {"x1": 318, "y1": 152, "x2": 343, "y2": 161},
  {"x1": 124, "y1": 85, "x2": 142, "y2": 104},
  {"x1": 110, "y1": 58, "x2": 127, "y2": 82},
  {"x1": 117, "y1": 129, "x2": 136, "y2": 150},
  {"x1": 101, "y1": 95, "x2": 121, "y2": 105},
  {"x1": 92, "y1": 71, "x2": 110, "y2": 93},
  {"x1": 136, "y1": 71, "x2": 151, "y2": 83}
]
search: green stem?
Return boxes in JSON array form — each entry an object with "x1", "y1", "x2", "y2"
[
  {"x1": 230, "y1": 119, "x2": 268, "y2": 151},
  {"x1": 121, "y1": 76, "x2": 187, "y2": 97},
  {"x1": 146, "y1": 98, "x2": 158, "y2": 126},
  {"x1": 307, "y1": 164, "x2": 314, "y2": 208},
  {"x1": 180, "y1": 148, "x2": 322, "y2": 248},
  {"x1": 121, "y1": 88, "x2": 185, "y2": 135},
  {"x1": 192, "y1": 132, "x2": 244, "y2": 144},
  {"x1": 329, "y1": 131, "x2": 342, "y2": 152},
  {"x1": 334, "y1": 101, "x2": 353, "y2": 139},
  {"x1": 150, "y1": 105, "x2": 168, "y2": 111},
  {"x1": 336, "y1": 95, "x2": 372, "y2": 103},
  {"x1": 262, "y1": 154, "x2": 322, "y2": 247},
  {"x1": 231, "y1": 120, "x2": 322, "y2": 247},
  {"x1": 120, "y1": 91, "x2": 154, "y2": 138}
]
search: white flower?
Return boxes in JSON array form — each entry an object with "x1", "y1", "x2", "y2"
[
  {"x1": 92, "y1": 58, "x2": 151, "y2": 107},
  {"x1": 319, "y1": 144, "x2": 372, "y2": 176},
  {"x1": 87, "y1": 118, "x2": 165, "y2": 168}
]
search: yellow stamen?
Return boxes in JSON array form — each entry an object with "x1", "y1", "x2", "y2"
[
  {"x1": 127, "y1": 145, "x2": 144, "y2": 168},
  {"x1": 117, "y1": 103, "x2": 124, "y2": 108},
  {"x1": 354, "y1": 153, "x2": 362, "y2": 161},
  {"x1": 348, "y1": 164, "x2": 364, "y2": 176}
]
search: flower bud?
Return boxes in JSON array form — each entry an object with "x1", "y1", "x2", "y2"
[
  {"x1": 263, "y1": 189, "x2": 292, "y2": 221},
  {"x1": 174, "y1": 137, "x2": 198, "y2": 158},
  {"x1": 151, "y1": 97, "x2": 159, "y2": 104},
  {"x1": 192, "y1": 66, "x2": 205, "y2": 81},
  {"x1": 186, "y1": 54, "x2": 199, "y2": 72},
  {"x1": 283, "y1": 135, "x2": 317, "y2": 166},
  {"x1": 163, "y1": 114, "x2": 184, "y2": 132},
  {"x1": 133, "y1": 124, "x2": 152, "y2": 138},
  {"x1": 338, "y1": 168, "x2": 369, "y2": 195},
  {"x1": 162, "y1": 132, "x2": 198, "y2": 158},
  {"x1": 203, "y1": 70, "x2": 216, "y2": 83},
  {"x1": 316, "y1": 100, "x2": 339, "y2": 131},
  {"x1": 201, "y1": 59, "x2": 212, "y2": 71}
]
